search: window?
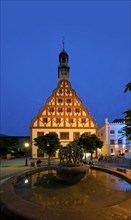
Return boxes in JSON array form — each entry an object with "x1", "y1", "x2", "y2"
[
  {"x1": 118, "y1": 130, "x2": 122, "y2": 134},
  {"x1": 58, "y1": 98, "x2": 63, "y2": 103},
  {"x1": 37, "y1": 132, "x2": 44, "y2": 137},
  {"x1": 111, "y1": 149, "x2": 114, "y2": 153},
  {"x1": 60, "y1": 132, "x2": 69, "y2": 140},
  {"x1": 67, "y1": 108, "x2": 71, "y2": 113},
  {"x1": 62, "y1": 56, "x2": 66, "y2": 63},
  {"x1": 110, "y1": 130, "x2": 115, "y2": 134},
  {"x1": 43, "y1": 118, "x2": 48, "y2": 123},
  {"x1": 59, "y1": 89, "x2": 62, "y2": 94},
  {"x1": 49, "y1": 108, "x2": 54, "y2": 113},
  {"x1": 81, "y1": 118, "x2": 86, "y2": 123},
  {"x1": 58, "y1": 108, "x2": 63, "y2": 112},
  {"x1": 110, "y1": 139, "x2": 115, "y2": 144},
  {"x1": 56, "y1": 118, "x2": 61, "y2": 123},
  {"x1": 118, "y1": 139, "x2": 123, "y2": 144},
  {"x1": 69, "y1": 118, "x2": 73, "y2": 123},
  {"x1": 73, "y1": 132, "x2": 80, "y2": 140},
  {"x1": 67, "y1": 90, "x2": 70, "y2": 95},
  {"x1": 75, "y1": 108, "x2": 80, "y2": 113},
  {"x1": 66, "y1": 99, "x2": 71, "y2": 103},
  {"x1": 84, "y1": 132, "x2": 91, "y2": 136}
]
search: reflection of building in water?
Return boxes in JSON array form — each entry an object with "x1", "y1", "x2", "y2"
[
  {"x1": 30, "y1": 48, "x2": 97, "y2": 159},
  {"x1": 31, "y1": 170, "x2": 56, "y2": 188},
  {"x1": 105, "y1": 172, "x2": 131, "y2": 192}
]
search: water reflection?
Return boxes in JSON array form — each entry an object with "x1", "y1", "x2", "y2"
[{"x1": 15, "y1": 170, "x2": 131, "y2": 210}]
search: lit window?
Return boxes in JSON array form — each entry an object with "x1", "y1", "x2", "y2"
[
  {"x1": 73, "y1": 132, "x2": 80, "y2": 140},
  {"x1": 60, "y1": 132, "x2": 69, "y2": 140}
]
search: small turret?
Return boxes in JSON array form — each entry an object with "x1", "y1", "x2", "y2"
[{"x1": 58, "y1": 42, "x2": 70, "y2": 80}]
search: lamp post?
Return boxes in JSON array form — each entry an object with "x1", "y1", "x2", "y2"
[
  {"x1": 25, "y1": 143, "x2": 29, "y2": 166},
  {"x1": 47, "y1": 142, "x2": 50, "y2": 166}
]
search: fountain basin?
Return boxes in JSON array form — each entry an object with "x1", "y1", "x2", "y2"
[
  {"x1": 0, "y1": 166, "x2": 131, "y2": 220},
  {"x1": 56, "y1": 164, "x2": 88, "y2": 183}
]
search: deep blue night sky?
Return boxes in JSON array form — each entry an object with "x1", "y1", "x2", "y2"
[{"x1": 1, "y1": 0, "x2": 130, "y2": 136}]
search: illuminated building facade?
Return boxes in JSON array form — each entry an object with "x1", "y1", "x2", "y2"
[
  {"x1": 98, "y1": 118, "x2": 131, "y2": 157},
  {"x1": 30, "y1": 48, "x2": 97, "y2": 158}
]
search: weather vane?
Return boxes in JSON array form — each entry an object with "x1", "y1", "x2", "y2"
[{"x1": 62, "y1": 36, "x2": 65, "y2": 50}]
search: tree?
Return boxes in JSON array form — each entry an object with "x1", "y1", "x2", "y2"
[
  {"x1": 78, "y1": 133, "x2": 103, "y2": 159},
  {"x1": 0, "y1": 136, "x2": 19, "y2": 158},
  {"x1": 123, "y1": 82, "x2": 131, "y2": 140},
  {"x1": 124, "y1": 82, "x2": 131, "y2": 93},
  {"x1": 34, "y1": 132, "x2": 61, "y2": 165}
]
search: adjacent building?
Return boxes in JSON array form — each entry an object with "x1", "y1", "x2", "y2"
[
  {"x1": 98, "y1": 118, "x2": 131, "y2": 157},
  {"x1": 30, "y1": 49, "x2": 97, "y2": 158}
]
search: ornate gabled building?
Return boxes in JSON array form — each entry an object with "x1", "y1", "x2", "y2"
[{"x1": 30, "y1": 48, "x2": 97, "y2": 158}]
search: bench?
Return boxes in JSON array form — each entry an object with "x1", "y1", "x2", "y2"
[{"x1": 117, "y1": 168, "x2": 126, "y2": 173}]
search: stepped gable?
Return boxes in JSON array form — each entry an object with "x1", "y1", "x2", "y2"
[{"x1": 31, "y1": 79, "x2": 97, "y2": 129}]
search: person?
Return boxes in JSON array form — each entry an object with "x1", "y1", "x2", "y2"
[
  {"x1": 89, "y1": 159, "x2": 94, "y2": 167},
  {"x1": 36, "y1": 159, "x2": 42, "y2": 167}
]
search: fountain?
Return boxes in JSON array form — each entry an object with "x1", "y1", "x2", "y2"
[
  {"x1": 0, "y1": 147, "x2": 131, "y2": 220},
  {"x1": 56, "y1": 145, "x2": 88, "y2": 184}
]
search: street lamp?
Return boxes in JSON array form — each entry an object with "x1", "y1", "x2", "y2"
[
  {"x1": 47, "y1": 142, "x2": 50, "y2": 166},
  {"x1": 24, "y1": 142, "x2": 29, "y2": 166}
]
